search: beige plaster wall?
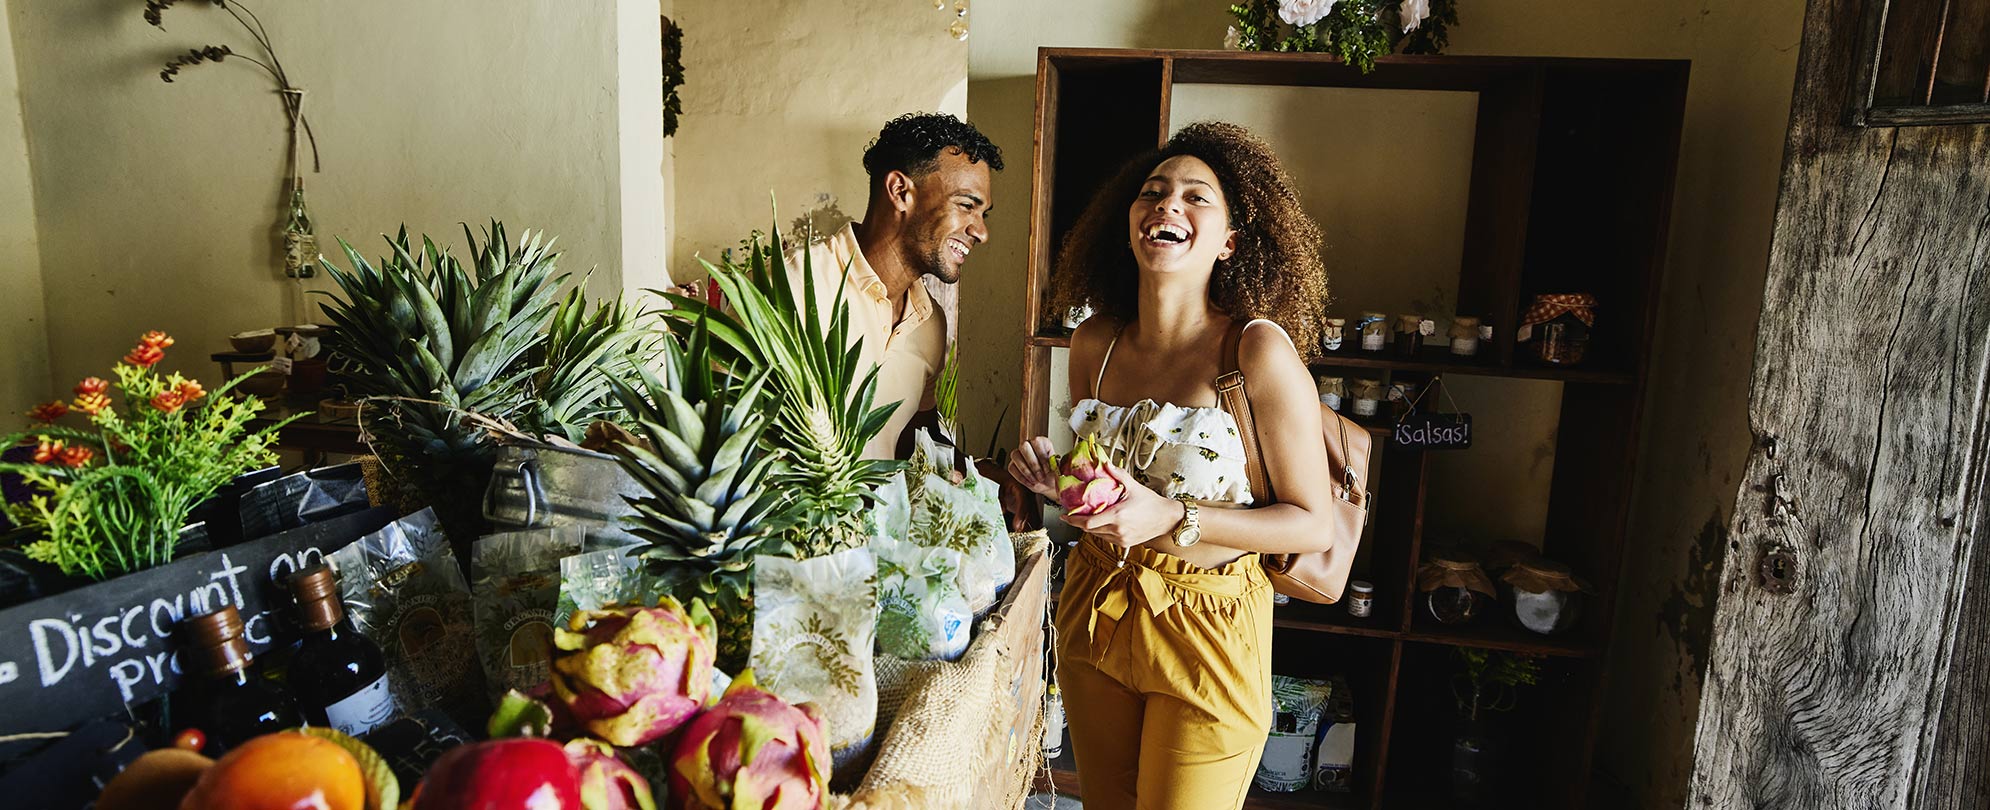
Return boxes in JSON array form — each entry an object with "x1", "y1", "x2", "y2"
[
  {"x1": 0, "y1": 0, "x2": 49, "y2": 418},
  {"x1": 967, "y1": 1, "x2": 1805, "y2": 805},
  {"x1": 668, "y1": 0, "x2": 969, "y2": 277},
  {"x1": 1444, "y1": 3, "x2": 1806, "y2": 803},
  {"x1": 7, "y1": 0, "x2": 662, "y2": 393}
]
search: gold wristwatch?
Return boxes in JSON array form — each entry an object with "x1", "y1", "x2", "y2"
[{"x1": 1171, "y1": 494, "x2": 1202, "y2": 547}]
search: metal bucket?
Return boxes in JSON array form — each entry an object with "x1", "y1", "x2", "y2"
[{"x1": 482, "y1": 441, "x2": 645, "y2": 543}]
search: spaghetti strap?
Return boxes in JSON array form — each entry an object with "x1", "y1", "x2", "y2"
[{"x1": 1094, "y1": 321, "x2": 1128, "y2": 400}]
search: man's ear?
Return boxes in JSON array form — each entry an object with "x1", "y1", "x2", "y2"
[{"x1": 885, "y1": 170, "x2": 917, "y2": 214}]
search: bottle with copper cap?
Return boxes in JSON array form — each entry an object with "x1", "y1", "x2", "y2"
[
  {"x1": 286, "y1": 564, "x2": 395, "y2": 736},
  {"x1": 176, "y1": 605, "x2": 299, "y2": 754}
]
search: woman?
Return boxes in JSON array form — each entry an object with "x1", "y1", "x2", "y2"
[{"x1": 1008, "y1": 122, "x2": 1339, "y2": 809}]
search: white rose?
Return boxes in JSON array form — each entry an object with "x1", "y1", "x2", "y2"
[
  {"x1": 1277, "y1": 0, "x2": 1339, "y2": 27},
  {"x1": 1400, "y1": 0, "x2": 1431, "y2": 32},
  {"x1": 1224, "y1": 24, "x2": 1243, "y2": 50}
]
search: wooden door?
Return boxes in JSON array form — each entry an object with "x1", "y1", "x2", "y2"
[{"x1": 1690, "y1": 0, "x2": 1990, "y2": 806}]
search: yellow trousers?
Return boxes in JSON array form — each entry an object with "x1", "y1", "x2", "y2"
[{"x1": 1054, "y1": 536, "x2": 1274, "y2": 810}]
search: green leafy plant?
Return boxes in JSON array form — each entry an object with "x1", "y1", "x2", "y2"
[
  {"x1": 1451, "y1": 648, "x2": 1541, "y2": 722},
  {"x1": 661, "y1": 16, "x2": 686, "y2": 139},
  {"x1": 523, "y1": 288, "x2": 651, "y2": 444},
  {"x1": 0, "y1": 332, "x2": 296, "y2": 579},
  {"x1": 659, "y1": 217, "x2": 903, "y2": 559},
  {"x1": 934, "y1": 342, "x2": 961, "y2": 443},
  {"x1": 317, "y1": 222, "x2": 642, "y2": 547},
  {"x1": 605, "y1": 318, "x2": 796, "y2": 671},
  {"x1": 1226, "y1": 0, "x2": 1459, "y2": 73}
]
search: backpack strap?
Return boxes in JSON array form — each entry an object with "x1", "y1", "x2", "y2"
[{"x1": 1216, "y1": 320, "x2": 1273, "y2": 503}]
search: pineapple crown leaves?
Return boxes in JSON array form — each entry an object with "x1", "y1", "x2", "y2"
[
  {"x1": 606, "y1": 319, "x2": 796, "y2": 570},
  {"x1": 315, "y1": 221, "x2": 569, "y2": 459},
  {"x1": 524, "y1": 286, "x2": 652, "y2": 442},
  {"x1": 657, "y1": 210, "x2": 906, "y2": 555}
]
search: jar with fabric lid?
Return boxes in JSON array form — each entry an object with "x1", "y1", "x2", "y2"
[
  {"x1": 1389, "y1": 379, "x2": 1421, "y2": 419},
  {"x1": 1449, "y1": 316, "x2": 1482, "y2": 357},
  {"x1": 1357, "y1": 312, "x2": 1389, "y2": 352},
  {"x1": 1393, "y1": 315, "x2": 1426, "y2": 356},
  {"x1": 1518, "y1": 294, "x2": 1597, "y2": 365},
  {"x1": 1316, "y1": 375, "x2": 1346, "y2": 412},
  {"x1": 1417, "y1": 553, "x2": 1495, "y2": 625},
  {"x1": 1322, "y1": 317, "x2": 1347, "y2": 353},
  {"x1": 1501, "y1": 558, "x2": 1589, "y2": 635},
  {"x1": 1348, "y1": 378, "x2": 1386, "y2": 418}
]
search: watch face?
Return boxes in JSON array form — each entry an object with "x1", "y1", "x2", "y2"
[{"x1": 1176, "y1": 526, "x2": 1201, "y2": 547}]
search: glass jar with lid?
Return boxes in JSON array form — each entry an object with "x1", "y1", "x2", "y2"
[
  {"x1": 1417, "y1": 553, "x2": 1495, "y2": 625},
  {"x1": 1501, "y1": 558, "x2": 1589, "y2": 635}
]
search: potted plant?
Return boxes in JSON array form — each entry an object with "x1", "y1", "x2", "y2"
[
  {"x1": 1449, "y1": 648, "x2": 1541, "y2": 802},
  {"x1": 653, "y1": 218, "x2": 902, "y2": 773},
  {"x1": 1, "y1": 332, "x2": 294, "y2": 581},
  {"x1": 314, "y1": 224, "x2": 647, "y2": 560}
]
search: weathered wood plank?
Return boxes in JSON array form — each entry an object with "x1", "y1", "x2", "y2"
[{"x1": 1689, "y1": 0, "x2": 1990, "y2": 806}]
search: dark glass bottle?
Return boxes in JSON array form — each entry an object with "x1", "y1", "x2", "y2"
[
  {"x1": 178, "y1": 605, "x2": 300, "y2": 755},
  {"x1": 287, "y1": 565, "x2": 396, "y2": 736}
]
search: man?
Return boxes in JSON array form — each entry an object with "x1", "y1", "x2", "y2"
[{"x1": 788, "y1": 112, "x2": 1003, "y2": 460}]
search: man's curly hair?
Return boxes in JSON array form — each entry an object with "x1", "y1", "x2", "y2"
[
  {"x1": 862, "y1": 112, "x2": 1005, "y2": 194},
  {"x1": 1047, "y1": 121, "x2": 1328, "y2": 360}
]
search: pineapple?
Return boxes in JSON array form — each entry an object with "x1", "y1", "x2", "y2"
[
  {"x1": 606, "y1": 318, "x2": 794, "y2": 671},
  {"x1": 662, "y1": 219, "x2": 903, "y2": 559},
  {"x1": 316, "y1": 222, "x2": 568, "y2": 558},
  {"x1": 522, "y1": 287, "x2": 649, "y2": 443}
]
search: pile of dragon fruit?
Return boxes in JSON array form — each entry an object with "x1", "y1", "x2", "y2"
[{"x1": 452, "y1": 595, "x2": 832, "y2": 810}]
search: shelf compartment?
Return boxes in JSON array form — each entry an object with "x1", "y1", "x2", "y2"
[
  {"x1": 1310, "y1": 352, "x2": 1634, "y2": 385},
  {"x1": 1403, "y1": 618, "x2": 1601, "y2": 659}
]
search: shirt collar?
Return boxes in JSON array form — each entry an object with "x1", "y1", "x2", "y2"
[
  {"x1": 825, "y1": 223, "x2": 888, "y2": 302},
  {"x1": 828, "y1": 222, "x2": 934, "y2": 330}
]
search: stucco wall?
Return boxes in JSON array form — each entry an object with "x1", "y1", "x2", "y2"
[
  {"x1": 0, "y1": 0, "x2": 49, "y2": 418},
  {"x1": 669, "y1": 0, "x2": 969, "y2": 277},
  {"x1": 6, "y1": 0, "x2": 662, "y2": 393},
  {"x1": 966, "y1": 1, "x2": 1805, "y2": 804}
]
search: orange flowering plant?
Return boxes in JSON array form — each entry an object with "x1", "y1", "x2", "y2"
[{"x1": 0, "y1": 332, "x2": 298, "y2": 579}]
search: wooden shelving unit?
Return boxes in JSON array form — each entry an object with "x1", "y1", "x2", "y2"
[{"x1": 1020, "y1": 48, "x2": 1688, "y2": 809}]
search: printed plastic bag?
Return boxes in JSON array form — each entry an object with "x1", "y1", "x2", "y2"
[
  {"x1": 896, "y1": 431, "x2": 1016, "y2": 614},
  {"x1": 238, "y1": 462, "x2": 369, "y2": 542},
  {"x1": 873, "y1": 529, "x2": 972, "y2": 662},
  {"x1": 471, "y1": 527, "x2": 585, "y2": 701},
  {"x1": 327, "y1": 508, "x2": 488, "y2": 727},
  {"x1": 751, "y1": 546, "x2": 878, "y2": 777},
  {"x1": 1255, "y1": 675, "x2": 1336, "y2": 792}
]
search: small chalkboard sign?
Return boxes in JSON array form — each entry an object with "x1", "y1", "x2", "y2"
[
  {"x1": 1392, "y1": 412, "x2": 1473, "y2": 450},
  {"x1": 0, "y1": 507, "x2": 396, "y2": 736}
]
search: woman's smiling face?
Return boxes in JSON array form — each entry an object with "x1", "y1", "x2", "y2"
[{"x1": 1127, "y1": 155, "x2": 1236, "y2": 275}]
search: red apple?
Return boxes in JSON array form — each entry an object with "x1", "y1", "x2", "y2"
[{"x1": 411, "y1": 739, "x2": 583, "y2": 810}]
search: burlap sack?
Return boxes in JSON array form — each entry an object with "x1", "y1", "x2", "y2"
[{"x1": 836, "y1": 530, "x2": 1051, "y2": 810}]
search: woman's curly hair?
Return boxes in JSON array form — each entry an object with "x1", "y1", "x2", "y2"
[{"x1": 1046, "y1": 121, "x2": 1328, "y2": 360}]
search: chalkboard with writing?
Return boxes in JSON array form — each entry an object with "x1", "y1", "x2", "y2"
[
  {"x1": 0, "y1": 507, "x2": 396, "y2": 735},
  {"x1": 1392, "y1": 412, "x2": 1474, "y2": 451}
]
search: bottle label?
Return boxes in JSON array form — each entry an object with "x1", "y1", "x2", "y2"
[{"x1": 323, "y1": 673, "x2": 395, "y2": 736}]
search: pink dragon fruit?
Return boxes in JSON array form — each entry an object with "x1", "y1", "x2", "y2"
[
  {"x1": 550, "y1": 596, "x2": 718, "y2": 747},
  {"x1": 566, "y1": 739, "x2": 658, "y2": 810},
  {"x1": 1055, "y1": 436, "x2": 1126, "y2": 516},
  {"x1": 668, "y1": 669, "x2": 830, "y2": 810}
]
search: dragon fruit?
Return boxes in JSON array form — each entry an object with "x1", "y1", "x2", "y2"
[
  {"x1": 668, "y1": 669, "x2": 830, "y2": 810},
  {"x1": 566, "y1": 739, "x2": 658, "y2": 810},
  {"x1": 550, "y1": 596, "x2": 718, "y2": 747},
  {"x1": 1055, "y1": 436, "x2": 1126, "y2": 516}
]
